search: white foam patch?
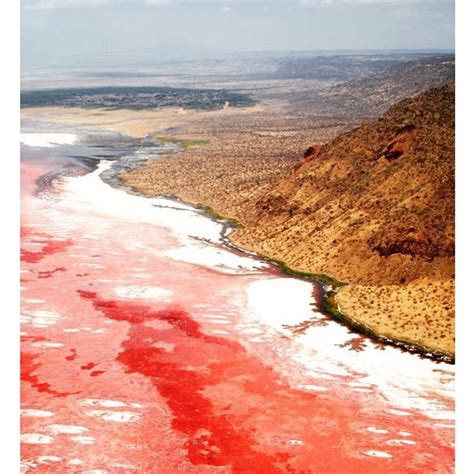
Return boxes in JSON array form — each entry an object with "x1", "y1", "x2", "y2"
[
  {"x1": 164, "y1": 246, "x2": 264, "y2": 274},
  {"x1": 21, "y1": 409, "x2": 54, "y2": 418},
  {"x1": 387, "y1": 439, "x2": 417, "y2": 446},
  {"x1": 286, "y1": 311, "x2": 454, "y2": 419},
  {"x1": 210, "y1": 329, "x2": 231, "y2": 335},
  {"x1": 70, "y1": 436, "x2": 95, "y2": 445},
  {"x1": 296, "y1": 384, "x2": 329, "y2": 392},
  {"x1": 79, "y1": 398, "x2": 142, "y2": 408},
  {"x1": 37, "y1": 456, "x2": 61, "y2": 464},
  {"x1": 289, "y1": 439, "x2": 304, "y2": 446},
  {"x1": 366, "y1": 427, "x2": 389, "y2": 434},
  {"x1": 23, "y1": 310, "x2": 62, "y2": 328},
  {"x1": 44, "y1": 424, "x2": 88, "y2": 435},
  {"x1": 21, "y1": 133, "x2": 77, "y2": 148},
  {"x1": 205, "y1": 319, "x2": 231, "y2": 325},
  {"x1": 246, "y1": 278, "x2": 319, "y2": 330},
  {"x1": 111, "y1": 463, "x2": 137, "y2": 469},
  {"x1": 114, "y1": 286, "x2": 173, "y2": 300},
  {"x1": 240, "y1": 327, "x2": 263, "y2": 335},
  {"x1": 348, "y1": 381, "x2": 374, "y2": 388},
  {"x1": 363, "y1": 450, "x2": 393, "y2": 459},
  {"x1": 434, "y1": 423, "x2": 455, "y2": 429},
  {"x1": 387, "y1": 409, "x2": 412, "y2": 417},
  {"x1": 152, "y1": 341, "x2": 175, "y2": 352},
  {"x1": 32, "y1": 342, "x2": 64, "y2": 348},
  {"x1": 21, "y1": 433, "x2": 54, "y2": 444},
  {"x1": 85, "y1": 410, "x2": 141, "y2": 423}
]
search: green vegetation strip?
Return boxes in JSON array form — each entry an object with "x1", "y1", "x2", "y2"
[
  {"x1": 260, "y1": 256, "x2": 346, "y2": 288},
  {"x1": 196, "y1": 204, "x2": 241, "y2": 229},
  {"x1": 258, "y1": 255, "x2": 454, "y2": 363},
  {"x1": 154, "y1": 136, "x2": 210, "y2": 149},
  {"x1": 322, "y1": 289, "x2": 454, "y2": 363}
]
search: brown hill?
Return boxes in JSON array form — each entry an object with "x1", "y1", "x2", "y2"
[
  {"x1": 233, "y1": 84, "x2": 455, "y2": 358},
  {"x1": 291, "y1": 56, "x2": 455, "y2": 121}
]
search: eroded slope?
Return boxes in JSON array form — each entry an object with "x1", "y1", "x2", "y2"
[{"x1": 234, "y1": 84, "x2": 455, "y2": 356}]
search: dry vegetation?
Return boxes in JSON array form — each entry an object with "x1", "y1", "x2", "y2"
[
  {"x1": 123, "y1": 84, "x2": 454, "y2": 358},
  {"x1": 119, "y1": 102, "x2": 346, "y2": 217},
  {"x1": 232, "y1": 84, "x2": 455, "y2": 357}
]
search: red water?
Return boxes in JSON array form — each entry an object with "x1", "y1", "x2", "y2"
[{"x1": 20, "y1": 159, "x2": 454, "y2": 473}]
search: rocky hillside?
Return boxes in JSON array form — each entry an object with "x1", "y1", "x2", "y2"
[
  {"x1": 233, "y1": 84, "x2": 455, "y2": 357},
  {"x1": 291, "y1": 56, "x2": 455, "y2": 121}
]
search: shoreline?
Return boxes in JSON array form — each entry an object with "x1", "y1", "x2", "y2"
[
  {"x1": 207, "y1": 206, "x2": 455, "y2": 364},
  {"x1": 21, "y1": 151, "x2": 455, "y2": 471},
  {"x1": 121, "y1": 177, "x2": 455, "y2": 364},
  {"x1": 20, "y1": 106, "x2": 454, "y2": 363}
]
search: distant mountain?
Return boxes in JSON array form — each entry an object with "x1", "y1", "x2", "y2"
[
  {"x1": 291, "y1": 56, "x2": 455, "y2": 121},
  {"x1": 234, "y1": 84, "x2": 455, "y2": 357},
  {"x1": 274, "y1": 54, "x2": 406, "y2": 81}
]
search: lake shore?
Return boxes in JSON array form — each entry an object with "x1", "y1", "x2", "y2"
[
  {"x1": 20, "y1": 115, "x2": 454, "y2": 471},
  {"x1": 21, "y1": 105, "x2": 454, "y2": 361},
  {"x1": 114, "y1": 107, "x2": 454, "y2": 361}
]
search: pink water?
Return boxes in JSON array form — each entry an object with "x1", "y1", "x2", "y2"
[{"x1": 20, "y1": 145, "x2": 455, "y2": 473}]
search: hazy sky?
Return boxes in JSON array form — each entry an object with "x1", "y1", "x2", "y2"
[{"x1": 21, "y1": 0, "x2": 455, "y2": 69}]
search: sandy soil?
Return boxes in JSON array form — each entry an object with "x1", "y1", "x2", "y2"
[
  {"x1": 336, "y1": 280, "x2": 454, "y2": 355},
  {"x1": 21, "y1": 104, "x2": 270, "y2": 138}
]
